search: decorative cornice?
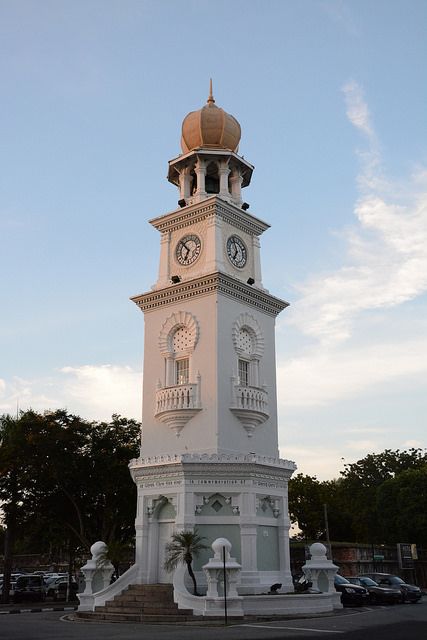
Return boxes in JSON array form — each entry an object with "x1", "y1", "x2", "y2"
[
  {"x1": 131, "y1": 272, "x2": 289, "y2": 316},
  {"x1": 129, "y1": 455, "x2": 297, "y2": 487},
  {"x1": 149, "y1": 196, "x2": 270, "y2": 237},
  {"x1": 129, "y1": 452, "x2": 296, "y2": 471}
]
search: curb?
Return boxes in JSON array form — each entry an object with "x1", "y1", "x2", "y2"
[{"x1": 0, "y1": 605, "x2": 78, "y2": 615}]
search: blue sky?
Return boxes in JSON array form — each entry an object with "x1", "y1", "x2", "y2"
[{"x1": 1, "y1": 0, "x2": 426, "y2": 479}]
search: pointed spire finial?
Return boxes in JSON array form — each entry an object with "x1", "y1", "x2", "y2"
[{"x1": 207, "y1": 78, "x2": 215, "y2": 104}]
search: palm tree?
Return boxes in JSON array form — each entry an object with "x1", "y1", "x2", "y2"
[{"x1": 164, "y1": 529, "x2": 208, "y2": 596}]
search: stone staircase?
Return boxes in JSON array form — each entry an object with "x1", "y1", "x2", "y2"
[{"x1": 76, "y1": 584, "x2": 198, "y2": 624}]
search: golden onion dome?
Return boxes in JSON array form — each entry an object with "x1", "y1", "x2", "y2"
[{"x1": 181, "y1": 81, "x2": 241, "y2": 154}]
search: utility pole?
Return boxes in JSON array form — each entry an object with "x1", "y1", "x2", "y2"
[{"x1": 323, "y1": 503, "x2": 332, "y2": 560}]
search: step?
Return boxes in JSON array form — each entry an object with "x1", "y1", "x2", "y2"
[
  {"x1": 116, "y1": 594, "x2": 174, "y2": 604},
  {"x1": 116, "y1": 591, "x2": 174, "y2": 601},
  {"x1": 100, "y1": 604, "x2": 191, "y2": 614},
  {"x1": 102, "y1": 603, "x2": 191, "y2": 614},
  {"x1": 127, "y1": 585, "x2": 173, "y2": 594},
  {"x1": 78, "y1": 611, "x2": 197, "y2": 623},
  {"x1": 103, "y1": 600, "x2": 188, "y2": 613},
  {"x1": 85, "y1": 583, "x2": 197, "y2": 623}
]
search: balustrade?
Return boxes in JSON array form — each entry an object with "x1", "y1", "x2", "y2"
[
  {"x1": 155, "y1": 383, "x2": 200, "y2": 415},
  {"x1": 232, "y1": 385, "x2": 268, "y2": 413}
]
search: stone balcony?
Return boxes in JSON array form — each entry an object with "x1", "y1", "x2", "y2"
[
  {"x1": 230, "y1": 385, "x2": 269, "y2": 437},
  {"x1": 155, "y1": 381, "x2": 201, "y2": 437}
]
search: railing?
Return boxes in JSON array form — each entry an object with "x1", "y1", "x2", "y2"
[
  {"x1": 155, "y1": 383, "x2": 200, "y2": 415},
  {"x1": 232, "y1": 385, "x2": 268, "y2": 413}
]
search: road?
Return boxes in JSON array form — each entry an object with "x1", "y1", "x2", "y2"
[{"x1": 1, "y1": 600, "x2": 426, "y2": 640}]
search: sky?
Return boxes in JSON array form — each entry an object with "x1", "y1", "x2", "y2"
[{"x1": 1, "y1": 0, "x2": 426, "y2": 480}]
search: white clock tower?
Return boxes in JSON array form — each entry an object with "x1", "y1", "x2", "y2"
[{"x1": 129, "y1": 85, "x2": 296, "y2": 593}]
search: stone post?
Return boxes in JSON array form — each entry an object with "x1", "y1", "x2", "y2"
[
  {"x1": 203, "y1": 538, "x2": 242, "y2": 598},
  {"x1": 77, "y1": 541, "x2": 114, "y2": 611},
  {"x1": 302, "y1": 542, "x2": 342, "y2": 609}
]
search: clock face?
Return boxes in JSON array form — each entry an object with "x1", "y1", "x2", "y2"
[
  {"x1": 175, "y1": 234, "x2": 202, "y2": 266},
  {"x1": 226, "y1": 235, "x2": 247, "y2": 268}
]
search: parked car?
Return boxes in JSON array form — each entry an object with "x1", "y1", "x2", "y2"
[
  {"x1": 1, "y1": 573, "x2": 24, "y2": 598},
  {"x1": 13, "y1": 575, "x2": 46, "y2": 603},
  {"x1": 348, "y1": 576, "x2": 401, "y2": 605},
  {"x1": 334, "y1": 574, "x2": 369, "y2": 606},
  {"x1": 44, "y1": 572, "x2": 67, "y2": 579},
  {"x1": 45, "y1": 576, "x2": 78, "y2": 601},
  {"x1": 360, "y1": 573, "x2": 422, "y2": 604}
]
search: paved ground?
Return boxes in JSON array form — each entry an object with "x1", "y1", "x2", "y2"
[{"x1": 0, "y1": 598, "x2": 426, "y2": 640}]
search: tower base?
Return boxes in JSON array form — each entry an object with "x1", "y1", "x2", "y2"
[{"x1": 129, "y1": 452, "x2": 296, "y2": 593}]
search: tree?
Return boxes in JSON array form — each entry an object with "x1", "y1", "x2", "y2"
[
  {"x1": 377, "y1": 465, "x2": 427, "y2": 546},
  {"x1": 164, "y1": 530, "x2": 208, "y2": 596},
  {"x1": 0, "y1": 412, "x2": 40, "y2": 603},
  {"x1": 0, "y1": 409, "x2": 141, "y2": 602},
  {"x1": 288, "y1": 474, "x2": 325, "y2": 541},
  {"x1": 288, "y1": 449, "x2": 427, "y2": 545},
  {"x1": 288, "y1": 474, "x2": 354, "y2": 542},
  {"x1": 339, "y1": 449, "x2": 427, "y2": 543}
]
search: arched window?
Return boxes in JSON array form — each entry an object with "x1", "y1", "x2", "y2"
[
  {"x1": 158, "y1": 311, "x2": 199, "y2": 387},
  {"x1": 232, "y1": 313, "x2": 264, "y2": 388}
]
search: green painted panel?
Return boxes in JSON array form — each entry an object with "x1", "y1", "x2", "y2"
[
  {"x1": 193, "y1": 524, "x2": 241, "y2": 570},
  {"x1": 196, "y1": 493, "x2": 235, "y2": 516},
  {"x1": 257, "y1": 498, "x2": 275, "y2": 518},
  {"x1": 257, "y1": 525, "x2": 279, "y2": 571},
  {"x1": 157, "y1": 500, "x2": 176, "y2": 519}
]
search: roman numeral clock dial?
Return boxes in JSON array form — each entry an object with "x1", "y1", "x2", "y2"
[
  {"x1": 227, "y1": 235, "x2": 247, "y2": 268},
  {"x1": 175, "y1": 234, "x2": 202, "y2": 266}
]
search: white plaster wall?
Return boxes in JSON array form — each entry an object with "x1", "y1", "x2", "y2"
[
  {"x1": 141, "y1": 293, "x2": 219, "y2": 457},
  {"x1": 132, "y1": 463, "x2": 293, "y2": 590},
  {"x1": 141, "y1": 290, "x2": 280, "y2": 458},
  {"x1": 216, "y1": 294, "x2": 280, "y2": 457},
  {"x1": 153, "y1": 200, "x2": 264, "y2": 289}
]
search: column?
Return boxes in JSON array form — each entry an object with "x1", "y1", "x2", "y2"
[
  {"x1": 178, "y1": 166, "x2": 192, "y2": 200},
  {"x1": 219, "y1": 159, "x2": 230, "y2": 198},
  {"x1": 156, "y1": 232, "x2": 171, "y2": 288},
  {"x1": 194, "y1": 157, "x2": 207, "y2": 201},
  {"x1": 252, "y1": 235, "x2": 264, "y2": 289},
  {"x1": 229, "y1": 169, "x2": 243, "y2": 205},
  {"x1": 239, "y1": 491, "x2": 260, "y2": 593},
  {"x1": 277, "y1": 493, "x2": 294, "y2": 589}
]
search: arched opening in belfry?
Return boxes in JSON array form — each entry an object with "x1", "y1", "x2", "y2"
[
  {"x1": 205, "y1": 161, "x2": 220, "y2": 194},
  {"x1": 190, "y1": 171, "x2": 197, "y2": 195}
]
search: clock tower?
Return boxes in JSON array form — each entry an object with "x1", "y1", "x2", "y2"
[{"x1": 129, "y1": 85, "x2": 296, "y2": 593}]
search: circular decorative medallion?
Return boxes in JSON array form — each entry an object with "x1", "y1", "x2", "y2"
[
  {"x1": 175, "y1": 234, "x2": 202, "y2": 266},
  {"x1": 226, "y1": 235, "x2": 247, "y2": 268}
]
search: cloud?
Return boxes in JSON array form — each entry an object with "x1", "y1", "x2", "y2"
[
  {"x1": 321, "y1": 1, "x2": 360, "y2": 37},
  {"x1": 0, "y1": 365, "x2": 141, "y2": 421},
  {"x1": 278, "y1": 80, "x2": 427, "y2": 419},
  {"x1": 278, "y1": 337, "x2": 427, "y2": 408},
  {"x1": 342, "y1": 80, "x2": 375, "y2": 139},
  {"x1": 285, "y1": 83, "x2": 427, "y2": 348},
  {"x1": 345, "y1": 426, "x2": 388, "y2": 435},
  {"x1": 402, "y1": 439, "x2": 424, "y2": 449},
  {"x1": 279, "y1": 445, "x2": 345, "y2": 480},
  {"x1": 345, "y1": 439, "x2": 379, "y2": 451}
]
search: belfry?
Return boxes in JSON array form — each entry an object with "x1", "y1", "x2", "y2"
[{"x1": 129, "y1": 85, "x2": 296, "y2": 594}]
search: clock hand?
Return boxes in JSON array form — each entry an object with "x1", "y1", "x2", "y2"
[{"x1": 180, "y1": 241, "x2": 190, "y2": 258}]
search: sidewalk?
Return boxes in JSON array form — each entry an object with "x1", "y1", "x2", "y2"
[{"x1": 0, "y1": 599, "x2": 78, "y2": 615}]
